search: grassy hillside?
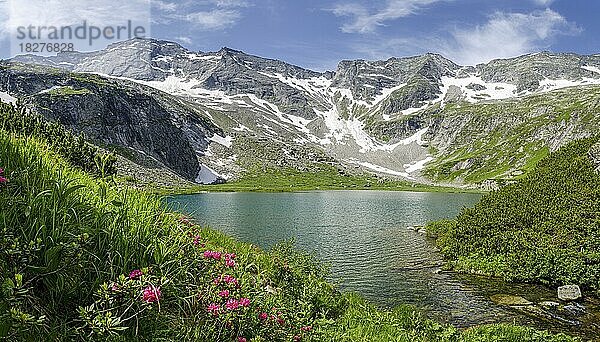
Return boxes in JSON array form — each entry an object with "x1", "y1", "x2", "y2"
[
  {"x1": 427, "y1": 137, "x2": 600, "y2": 295},
  {"x1": 161, "y1": 165, "x2": 474, "y2": 194},
  {"x1": 415, "y1": 86, "x2": 600, "y2": 184},
  {"x1": 0, "y1": 106, "x2": 576, "y2": 340}
]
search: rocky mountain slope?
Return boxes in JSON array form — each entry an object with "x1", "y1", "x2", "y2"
[{"x1": 6, "y1": 38, "x2": 600, "y2": 186}]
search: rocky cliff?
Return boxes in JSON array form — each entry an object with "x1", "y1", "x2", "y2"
[{"x1": 0, "y1": 62, "x2": 221, "y2": 181}]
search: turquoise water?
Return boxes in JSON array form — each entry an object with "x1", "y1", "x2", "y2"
[{"x1": 166, "y1": 190, "x2": 599, "y2": 337}]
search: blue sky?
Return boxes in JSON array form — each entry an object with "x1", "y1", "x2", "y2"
[{"x1": 1, "y1": 0, "x2": 598, "y2": 70}]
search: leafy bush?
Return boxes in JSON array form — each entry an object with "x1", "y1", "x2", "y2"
[{"x1": 427, "y1": 137, "x2": 600, "y2": 294}]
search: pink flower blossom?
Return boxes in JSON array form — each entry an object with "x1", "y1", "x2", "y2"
[
  {"x1": 0, "y1": 167, "x2": 4, "y2": 174},
  {"x1": 128, "y1": 269, "x2": 143, "y2": 279},
  {"x1": 110, "y1": 283, "x2": 119, "y2": 292},
  {"x1": 293, "y1": 335, "x2": 301, "y2": 342},
  {"x1": 142, "y1": 286, "x2": 161, "y2": 303},
  {"x1": 225, "y1": 259, "x2": 236, "y2": 267},
  {"x1": 203, "y1": 251, "x2": 223, "y2": 260},
  {"x1": 225, "y1": 299, "x2": 240, "y2": 311},
  {"x1": 193, "y1": 235, "x2": 201, "y2": 245},
  {"x1": 207, "y1": 303, "x2": 220, "y2": 316},
  {"x1": 238, "y1": 337, "x2": 247, "y2": 342},
  {"x1": 222, "y1": 275, "x2": 238, "y2": 286},
  {"x1": 259, "y1": 312, "x2": 268, "y2": 320},
  {"x1": 239, "y1": 297, "x2": 250, "y2": 307},
  {"x1": 0, "y1": 176, "x2": 8, "y2": 184},
  {"x1": 277, "y1": 317, "x2": 285, "y2": 326},
  {"x1": 218, "y1": 290, "x2": 230, "y2": 298},
  {"x1": 225, "y1": 253, "x2": 236, "y2": 260},
  {"x1": 301, "y1": 326, "x2": 312, "y2": 332}
]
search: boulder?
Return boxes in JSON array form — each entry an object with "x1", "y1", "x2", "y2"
[{"x1": 558, "y1": 285, "x2": 582, "y2": 301}]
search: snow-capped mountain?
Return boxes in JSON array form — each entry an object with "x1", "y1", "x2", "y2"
[{"x1": 7, "y1": 38, "x2": 600, "y2": 185}]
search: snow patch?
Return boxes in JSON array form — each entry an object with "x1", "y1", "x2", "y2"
[
  {"x1": 582, "y1": 65, "x2": 600, "y2": 74},
  {"x1": 185, "y1": 53, "x2": 221, "y2": 61},
  {"x1": 38, "y1": 86, "x2": 62, "y2": 94},
  {"x1": 195, "y1": 164, "x2": 223, "y2": 184},
  {"x1": 0, "y1": 91, "x2": 17, "y2": 104},
  {"x1": 209, "y1": 134, "x2": 233, "y2": 148},
  {"x1": 396, "y1": 128, "x2": 429, "y2": 146},
  {"x1": 403, "y1": 157, "x2": 434, "y2": 173},
  {"x1": 316, "y1": 103, "x2": 429, "y2": 153},
  {"x1": 347, "y1": 159, "x2": 413, "y2": 179},
  {"x1": 153, "y1": 55, "x2": 173, "y2": 63},
  {"x1": 258, "y1": 72, "x2": 330, "y2": 96},
  {"x1": 233, "y1": 124, "x2": 252, "y2": 132},
  {"x1": 371, "y1": 84, "x2": 406, "y2": 106},
  {"x1": 243, "y1": 94, "x2": 312, "y2": 134},
  {"x1": 439, "y1": 75, "x2": 518, "y2": 104},
  {"x1": 141, "y1": 75, "x2": 236, "y2": 105},
  {"x1": 538, "y1": 77, "x2": 600, "y2": 92}
]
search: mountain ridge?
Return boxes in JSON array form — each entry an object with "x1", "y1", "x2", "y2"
[{"x1": 5, "y1": 37, "x2": 600, "y2": 187}]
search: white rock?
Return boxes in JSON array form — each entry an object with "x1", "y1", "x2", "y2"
[{"x1": 558, "y1": 285, "x2": 582, "y2": 301}]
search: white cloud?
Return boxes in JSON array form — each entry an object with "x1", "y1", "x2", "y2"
[
  {"x1": 175, "y1": 36, "x2": 193, "y2": 45},
  {"x1": 532, "y1": 0, "x2": 554, "y2": 6},
  {"x1": 442, "y1": 9, "x2": 580, "y2": 65},
  {"x1": 211, "y1": 0, "x2": 250, "y2": 8},
  {"x1": 151, "y1": 0, "x2": 177, "y2": 12},
  {"x1": 185, "y1": 9, "x2": 241, "y2": 30},
  {"x1": 1, "y1": 0, "x2": 151, "y2": 38},
  {"x1": 331, "y1": 0, "x2": 445, "y2": 33},
  {"x1": 153, "y1": 0, "x2": 248, "y2": 30}
]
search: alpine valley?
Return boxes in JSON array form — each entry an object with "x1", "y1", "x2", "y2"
[{"x1": 4, "y1": 37, "x2": 600, "y2": 188}]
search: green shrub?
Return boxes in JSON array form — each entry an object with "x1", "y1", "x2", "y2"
[
  {"x1": 429, "y1": 137, "x2": 600, "y2": 294},
  {"x1": 0, "y1": 102, "x2": 117, "y2": 177}
]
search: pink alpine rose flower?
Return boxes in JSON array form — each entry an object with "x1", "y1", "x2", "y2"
[
  {"x1": 238, "y1": 337, "x2": 247, "y2": 342},
  {"x1": 193, "y1": 235, "x2": 201, "y2": 245},
  {"x1": 204, "y1": 251, "x2": 223, "y2": 260},
  {"x1": 218, "y1": 290, "x2": 230, "y2": 298},
  {"x1": 207, "y1": 303, "x2": 220, "y2": 316},
  {"x1": 225, "y1": 299, "x2": 239, "y2": 310},
  {"x1": 239, "y1": 297, "x2": 250, "y2": 307},
  {"x1": 259, "y1": 312, "x2": 268, "y2": 320},
  {"x1": 142, "y1": 286, "x2": 161, "y2": 303},
  {"x1": 128, "y1": 269, "x2": 143, "y2": 279},
  {"x1": 221, "y1": 275, "x2": 239, "y2": 286}
]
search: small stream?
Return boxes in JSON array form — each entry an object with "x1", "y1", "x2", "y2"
[{"x1": 166, "y1": 190, "x2": 600, "y2": 340}]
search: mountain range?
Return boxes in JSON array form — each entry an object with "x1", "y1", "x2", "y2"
[{"x1": 3, "y1": 37, "x2": 600, "y2": 187}]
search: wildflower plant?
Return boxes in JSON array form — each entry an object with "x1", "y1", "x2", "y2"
[{"x1": 78, "y1": 268, "x2": 164, "y2": 337}]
